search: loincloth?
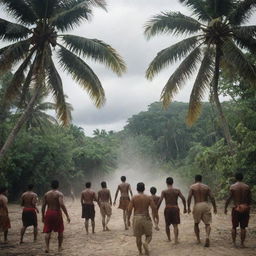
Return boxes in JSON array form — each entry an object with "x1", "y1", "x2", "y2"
[
  {"x1": 232, "y1": 204, "x2": 250, "y2": 229},
  {"x1": 43, "y1": 210, "x2": 64, "y2": 233},
  {"x1": 82, "y1": 204, "x2": 95, "y2": 220},
  {"x1": 100, "y1": 202, "x2": 112, "y2": 216},
  {"x1": 22, "y1": 208, "x2": 37, "y2": 227},
  {"x1": 118, "y1": 196, "x2": 130, "y2": 210},
  {"x1": 0, "y1": 209, "x2": 11, "y2": 232},
  {"x1": 133, "y1": 215, "x2": 152, "y2": 237},
  {"x1": 193, "y1": 202, "x2": 212, "y2": 224},
  {"x1": 164, "y1": 205, "x2": 180, "y2": 225}
]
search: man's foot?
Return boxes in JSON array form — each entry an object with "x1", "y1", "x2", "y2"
[
  {"x1": 241, "y1": 243, "x2": 246, "y2": 249},
  {"x1": 155, "y1": 226, "x2": 160, "y2": 231},
  {"x1": 143, "y1": 243, "x2": 149, "y2": 255},
  {"x1": 232, "y1": 241, "x2": 237, "y2": 248},
  {"x1": 45, "y1": 249, "x2": 49, "y2": 253},
  {"x1": 58, "y1": 246, "x2": 63, "y2": 252},
  {"x1": 204, "y1": 238, "x2": 210, "y2": 247},
  {"x1": 3, "y1": 240, "x2": 8, "y2": 244},
  {"x1": 106, "y1": 226, "x2": 110, "y2": 231},
  {"x1": 19, "y1": 241, "x2": 24, "y2": 244},
  {"x1": 174, "y1": 240, "x2": 179, "y2": 245},
  {"x1": 125, "y1": 226, "x2": 128, "y2": 230},
  {"x1": 196, "y1": 239, "x2": 201, "y2": 244}
]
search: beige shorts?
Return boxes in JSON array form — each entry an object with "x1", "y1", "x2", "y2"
[
  {"x1": 133, "y1": 215, "x2": 152, "y2": 237},
  {"x1": 193, "y1": 202, "x2": 212, "y2": 224},
  {"x1": 100, "y1": 202, "x2": 112, "y2": 217}
]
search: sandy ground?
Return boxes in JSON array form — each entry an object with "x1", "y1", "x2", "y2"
[{"x1": 0, "y1": 201, "x2": 255, "y2": 256}]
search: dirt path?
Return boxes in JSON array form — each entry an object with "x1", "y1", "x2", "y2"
[{"x1": 0, "y1": 202, "x2": 255, "y2": 256}]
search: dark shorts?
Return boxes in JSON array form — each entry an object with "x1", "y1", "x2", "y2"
[
  {"x1": 22, "y1": 208, "x2": 37, "y2": 227},
  {"x1": 164, "y1": 206, "x2": 180, "y2": 226},
  {"x1": 232, "y1": 208, "x2": 250, "y2": 229},
  {"x1": 82, "y1": 204, "x2": 95, "y2": 220}
]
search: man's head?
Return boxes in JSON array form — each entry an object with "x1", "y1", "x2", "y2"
[
  {"x1": 0, "y1": 187, "x2": 7, "y2": 195},
  {"x1": 137, "y1": 182, "x2": 145, "y2": 193},
  {"x1": 150, "y1": 187, "x2": 157, "y2": 195},
  {"x1": 85, "y1": 182, "x2": 91, "y2": 188},
  {"x1": 235, "y1": 172, "x2": 243, "y2": 182},
  {"x1": 51, "y1": 180, "x2": 59, "y2": 189},
  {"x1": 121, "y1": 176, "x2": 126, "y2": 182},
  {"x1": 195, "y1": 175, "x2": 202, "y2": 182},
  {"x1": 28, "y1": 184, "x2": 34, "y2": 191},
  {"x1": 101, "y1": 181, "x2": 107, "y2": 188},
  {"x1": 166, "y1": 177, "x2": 173, "y2": 186}
]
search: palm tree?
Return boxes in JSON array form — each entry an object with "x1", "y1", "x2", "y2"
[
  {"x1": 145, "y1": 0, "x2": 256, "y2": 149},
  {"x1": 0, "y1": 0, "x2": 126, "y2": 160}
]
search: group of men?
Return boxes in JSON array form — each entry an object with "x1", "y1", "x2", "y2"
[{"x1": 0, "y1": 173, "x2": 252, "y2": 255}]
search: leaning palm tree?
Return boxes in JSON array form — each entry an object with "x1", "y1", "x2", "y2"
[
  {"x1": 0, "y1": 0, "x2": 126, "y2": 159},
  {"x1": 145, "y1": 0, "x2": 256, "y2": 149}
]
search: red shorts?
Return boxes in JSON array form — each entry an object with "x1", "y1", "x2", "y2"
[
  {"x1": 43, "y1": 210, "x2": 64, "y2": 233},
  {"x1": 232, "y1": 208, "x2": 250, "y2": 229}
]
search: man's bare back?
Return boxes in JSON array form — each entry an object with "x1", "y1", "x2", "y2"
[
  {"x1": 189, "y1": 183, "x2": 212, "y2": 203},
  {"x1": 0, "y1": 194, "x2": 8, "y2": 211},
  {"x1": 81, "y1": 189, "x2": 97, "y2": 205},
  {"x1": 131, "y1": 194, "x2": 156, "y2": 216},
  {"x1": 230, "y1": 182, "x2": 251, "y2": 206},
  {"x1": 44, "y1": 190, "x2": 63, "y2": 210},
  {"x1": 118, "y1": 183, "x2": 131, "y2": 198},
  {"x1": 160, "y1": 188, "x2": 184, "y2": 207},
  {"x1": 150, "y1": 195, "x2": 160, "y2": 206},
  {"x1": 21, "y1": 191, "x2": 38, "y2": 209},
  {"x1": 98, "y1": 189, "x2": 111, "y2": 203}
]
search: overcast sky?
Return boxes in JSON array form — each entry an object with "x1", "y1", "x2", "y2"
[{"x1": 0, "y1": 1, "x2": 219, "y2": 135}]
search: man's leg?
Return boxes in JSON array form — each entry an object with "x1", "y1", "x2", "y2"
[
  {"x1": 102, "y1": 214, "x2": 106, "y2": 231},
  {"x1": 123, "y1": 210, "x2": 128, "y2": 230},
  {"x1": 241, "y1": 228, "x2": 246, "y2": 248},
  {"x1": 204, "y1": 224, "x2": 211, "y2": 247},
  {"x1": 173, "y1": 224, "x2": 179, "y2": 244},
  {"x1": 33, "y1": 226, "x2": 38, "y2": 241},
  {"x1": 45, "y1": 232, "x2": 51, "y2": 253},
  {"x1": 143, "y1": 235, "x2": 152, "y2": 256},
  {"x1": 106, "y1": 215, "x2": 111, "y2": 231},
  {"x1": 165, "y1": 225, "x2": 171, "y2": 241},
  {"x1": 4, "y1": 230, "x2": 8, "y2": 243},
  {"x1": 92, "y1": 219, "x2": 95, "y2": 234},
  {"x1": 20, "y1": 226, "x2": 26, "y2": 243},
  {"x1": 194, "y1": 223, "x2": 200, "y2": 243},
  {"x1": 232, "y1": 227, "x2": 237, "y2": 246},
  {"x1": 85, "y1": 220, "x2": 89, "y2": 235},
  {"x1": 58, "y1": 232, "x2": 63, "y2": 252},
  {"x1": 136, "y1": 236, "x2": 142, "y2": 255}
]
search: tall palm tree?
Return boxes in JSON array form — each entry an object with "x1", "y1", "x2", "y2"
[
  {"x1": 145, "y1": 0, "x2": 256, "y2": 149},
  {"x1": 0, "y1": 0, "x2": 126, "y2": 160}
]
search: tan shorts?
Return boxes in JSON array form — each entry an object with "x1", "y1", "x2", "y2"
[
  {"x1": 100, "y1": 202, "x2": 112, "y2": 217},
  {"x1": 193, "y1": 202, "x2": 212, "y2": 224},
  {"x1": 133, "y1": 215, "x2": 152, "y2": 237}
]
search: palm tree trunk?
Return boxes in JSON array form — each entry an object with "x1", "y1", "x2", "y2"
[
  {"x1": 0, "y1": 87, "x2": 41, "y2": 160},
  {"x1": 213, "y1": 45, "x2": 233, "y2": 149}
]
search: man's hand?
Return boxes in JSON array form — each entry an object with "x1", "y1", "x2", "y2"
[
  {"x1": 127, "y1": 219, "x2": 131, "y2": 227},
  {"x1": 42, "y1": 216, "x2": 45, "y2": 223},
  {"x1": 67, "y1": 216, "x2": 71, "y2": 223},
  {"x1": 113, "y1": 201, "x2": 116, "y2": 206},
  {"x1": 183, "y1": 208, "x2": 187, "y2": 214},
  {"x1": 214, "y1": 208, "x2": 217, "y2": 214},
  {"x1": 188, "y1": 208, "x2": 191, "y2": 214},
  {"x1": 224, "y1": 208, "x2": 228, "y2": 215}
]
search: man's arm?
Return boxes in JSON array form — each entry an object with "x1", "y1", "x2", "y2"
[
  {"x1": 113, "y1": 186, "x2": 119, "y2": 206},
  {"x1": 157, "y1": 191, "x2": 164, "y2": 210},
  {"x1": 80, "y1": 193, "x2": 83, "y2": 206},
  {"x1": 178, "y1": 190, "x2": 187, "y2": 214},
  {"x1": 109, "y1": 190, "x2": 112, "y2": 205},
  {"x1": 41, "y1": 195, "x2": 46, "y2": 223},
  {"x1": 187, "y1": 188, "x2": 193, "y2": 214},
  {"x1": 59, "y1": 194, "x2": 70, "y2": 223},
  {"x1": 150, "y1": 198, "x2": 159, "y2": 223},
  {"x1": 224, "y1": 189, "x2": 233, "y2": 214},
  {"x1": 32, "y1": 195, "x2": 39, "y2": 213},
  {"x1": 129, "y1": 184, "x2": 133, "y2": 197},
  {"x1": 248, "y1": 188, "x2": 252, "y2": 206},
  {"x1": 208, "y1": 189, "x2": 217, "y2": 214},
  {"x1": 127, "y1": 198, "x2": 134, "y2": 223},
  {"x1": 21, "y1": 194, "x2": 24, "y2": 207}
]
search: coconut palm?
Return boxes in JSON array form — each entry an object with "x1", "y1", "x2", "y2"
[
  {"x1": 145, "y1": 0, "x2": 256, "y2": 149},
  {"x1": 0, "y1": 0, "x2": 126, "y2": 159}
]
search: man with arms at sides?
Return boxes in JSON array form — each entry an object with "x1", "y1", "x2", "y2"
[
  {"x1": 128, "y1": 182, "x2": 158, "y2": 256},
  {"x1": 98, "y1": 181, "x2": 112, "y2": 231},
  {"x1": 0, "y1": 187, "x2": 10, "y2": 243},
  {"x1": 81, "y1": 182, "x2": 98, "y2": 234},
  {"x1": 42, "y1": 180, "x2": 70, "y2": 253},
  {"x1": 149, "y1": 186, "x2": 160, "y2": 230},
  {"x1": 187, "y1": 175, "x2": 217, "y2": 247},
  {"x1": 20, "y1": 184, "x2": 39, "y2": 244},
  {"x1": 157, "y1": 177, "x2": 186, "y2": 244},
  {"x1": 224, "y1": 172, "x2": 251, "y2": 248},
  {"x1": 114, "y1": 176, "x2": 133, "y2": 230}
]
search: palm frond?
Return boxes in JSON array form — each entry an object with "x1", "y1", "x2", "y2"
[
  {"x1": 57, "y1": 45, "x2": 105, "y2": 107},
  {"x1": 187, "y1": 47, "x2": 214, "y2": 125},
  {"x1": 179, "y1": 0, "x2": 211, "y2": 21},
  {"x1": 233, "y1": 28, "x2": 256, "y2": 52},
  {"x1": 61, "y1": 35, "x2": 126, "y2": 76},
  {"x1": 0, "y1": 39, "x2": 31, "y2": 75},
  {"x1": 0, "y1": 18, "x2": 31, "y2": 41},
  {"x1": 29, "y1": 0, "x2": 59, "y2": 19},
  {"x1": 222, "y1": 39, "x2": 256, "y2": 82},
  {"x1": 144, "y1": 12, "x2": 202, "y2": 39},
  {"x1": 0, "y1": 0, "x2": 37, "y2": 25},
  {"x1": 207, "y1": 0, "x2": 234, "y2": 18},
  {"x1": 146, "y1": 36, "x2": 201, "y2": 80},
  {"x1": 160, "y1": 46, "x2": 202, "y2": 108},
  {"x1": 229, "y1": 0, "x2": 256, "y2": 25}
]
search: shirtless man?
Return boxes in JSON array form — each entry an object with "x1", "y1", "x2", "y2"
[
  {"x1": 20, "y1": 184, "x2": 39, "y2": 244},
  {"x1": 187, "y1": 175, "x2": 217, "y2": 247},
  {"x1": 150, "y1": 187, "x2": 160, "y2": 230},
  {"x1": 0, "y1": 187, "x2": 10, "y2": 243},
  {"x1": 98, "y1": 181, "x2": 112, "y2": 231},
  {"x1": 81, "y1": 182, "x2": 98, "y2": 234},
  {"x1": 42, "y1": 180, "x2": 70, "y2": 253},
  {"x1": 158, "y1": 177, "x2": 186, "y2": 243},
  {"x1": 224, "y1": 172, "x2": 251, "y2": 248},
  {"x1": 128, "y1": 182, "x2": 158, "y2": 255},
  {"x1": 114, "y1": 176, "x2": 133, "y2": 230}
]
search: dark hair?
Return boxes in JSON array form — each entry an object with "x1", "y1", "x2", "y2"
[
  {"x1": 51, "y1": 180, "x2": 59, "y2": 189},
  {"x1": 0, "y1": 187, "x2": 7, "y2": 194},
  {"x1": 195, "y1": 175, "x2": 202, "y2": 182},
  {"x1": 28, "y1": 184, "x2": 34, "y2": 191},
  {"x1": 166, "y1": 177, "x2": 173, "y2": 185},
  {"x1": 101, "y1": 181, "x2": 107, "y2": 188},
  {"x1": 121, "y1": 176, "x2": 126, "y2": 182},
  {"x1": 85, "y1": 182, "x2": 91, "y2": 188},
  {"x1": 235, "y1": 173, "x2": 243, "y2": 181},
  {"x1": 137, "y1": 182, "x2": 145, "y2": 192},
  {"x1": 150, "y1": 187, "x2": 157, "y2": 195}
]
